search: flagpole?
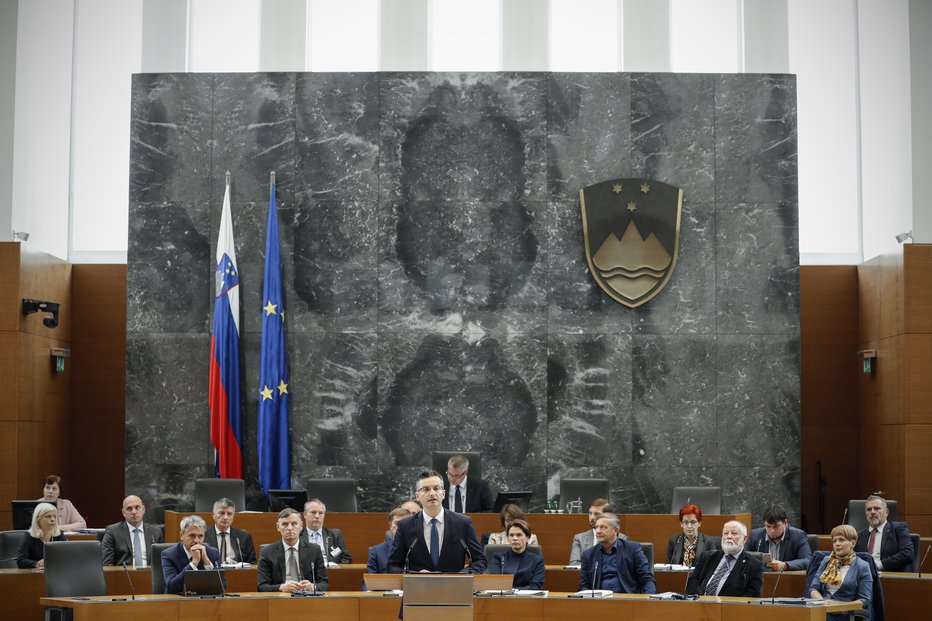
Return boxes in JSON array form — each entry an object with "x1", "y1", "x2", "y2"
[
  {"x1": 270, "y1": 170, "x2": 275, "y2": 187},
  {"x1": 226, "y1": 170, "x2": 231, "y2": 189}
]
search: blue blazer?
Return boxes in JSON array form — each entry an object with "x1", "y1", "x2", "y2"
[
  {"x1": 388, "y1": 511, "x2": 486, "y2": 574},
  {"x1": 161, "y1": 542, "x2": 223, "y2": 594},
  {"x1": 488, "y1": 549, "x2": 545, "y2": 590},
  {"x1": 362, "y1": 539, "x2": 393, "y2": 591},
  {"x1": 745, "y1": 524, "x2": 813, "y2": 570},
  {"x1": 578, "y1": 539, "x2": 656, "y2": 594},
  {"x1": 807, "y1": 555, "x2": 873, "y2": 612},
  {"x1": 854, "y1": 521, "x2": 914, "y2": 572}
]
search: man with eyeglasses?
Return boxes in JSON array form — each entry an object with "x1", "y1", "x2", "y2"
[
  {"x1": 442, "y1": 454, "x2": 494, "y2": 513},
  {"x1": 569, "y1": 498, "x2": 622, "y2": 565},
  {"x1": 388, "y1": 470, "x2": 486, "y2": 573}
]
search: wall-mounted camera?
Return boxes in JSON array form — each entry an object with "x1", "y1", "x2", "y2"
[{"x1": 22, "y1": 299, "x2": 61, "y2": 329}]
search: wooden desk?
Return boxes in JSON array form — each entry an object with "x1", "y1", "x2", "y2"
[
  {"x1": 163, "y1": 510, "x2": 751, "y2": 568},
  {"x1": 39, "y1": 592, "x2": 861, "y2": 621}
]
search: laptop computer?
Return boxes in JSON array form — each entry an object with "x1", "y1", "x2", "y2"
[{"x1": 183, "y1": 569, "x2": 226, "y2": 596}]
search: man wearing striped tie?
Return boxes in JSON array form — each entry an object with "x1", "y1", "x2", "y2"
[{"x1": 687, "y1": 520, "x2": 763, "y2": 597}]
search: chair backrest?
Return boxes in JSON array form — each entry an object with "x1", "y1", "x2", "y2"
[
  {"x1": 304, "y1": 478, "x2": 358, "y2": 512},
  {"x1": 910, "y1": 533, "x2": 920, "y2": 573},
  {"x1": 432, "y1": 451, "x2": 482, "y2": 481},
  {"x1": 807, "y1": 533, "x2": 820, "y2": 555},
  {"x1": 559, "y1": 479, "x2": 610, "y2": 512},
  {"x1": 150, "y1": 542, "x2": 174, "y2": 594},
  {"x1": 194, "y1": 478, "x2": 246, "y2": 513},
  {"x1": 804, "y1": 550, "x2": 828, "y2": 593},
  {"x1": 0, "y1": 530, "x2": 27, "y2": 568},
  {"x1": 43, "y1": 541, "x2": 106, "y2": 597},
  {"x1": 483, "y1": 544, "x2": 543, "y2": 570},
  {"x1": 639, "y1": 542, "x2": 654, "y2": 573},
  {"x1": 671, "y1": 487, "x2": 721, "y2": 515},
  {"x1": 844, "y1": 499, "x2": 898, "y2": 533}
]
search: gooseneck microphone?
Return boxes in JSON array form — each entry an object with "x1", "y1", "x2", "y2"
[
  {"x1": 215, "y1": 561, "x2": 226, "y2": 597},
  {"x1": 235, "y1": 538, "x2": 245, "y2": 567},
  {"x1": 120, "y1": 562, "x2": 136, "y2": 600},
  {"x1": 919, "y1": 544, "x2": 931, "y2": 578},
  {"x1": 404, "y1": 541, "x2": 416, "y2": 574},
  {"x1": 460, "y1": 540, "x2": 472, "y2": 573},
  {"x1": 769, "y1": 568, "x2": 785, "y2": 604},
  {"x1": 591, "y1": 559, "x2": 601, "y2": 596},
  {"x1": 681, "y1": 565, "x2": 693, "y2": 595},
  {"x1": 305, "y1": 552, "x2": 322, "y2": 596}
]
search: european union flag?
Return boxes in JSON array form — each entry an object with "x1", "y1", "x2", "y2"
[{"x1": 258, "y1": 179, "x2": 290, "y2": 493}]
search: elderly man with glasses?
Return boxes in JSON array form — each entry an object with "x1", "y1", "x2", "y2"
[
  {"x1": 388, "y1": 470, "x2": 486, "y2": 573},
  {"x1": 442, "y1": 454, "x2": 494, "y2": 513}
]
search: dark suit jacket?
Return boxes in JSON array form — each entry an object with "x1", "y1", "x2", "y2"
[
  {"x1": 100, "y1": 522, "x2": 164, "y2": 566},
  {"x1": 257, "y1": 540, "x2": 328, "y2": 592},
  {"x1": 387, "y1": 511, "x2": 486, "y2": 574},
  {"x1": 666, "y1": 533, "x2": 721, "y2": 565},
  {"x1": 686, "y1": 550, "x2": 763, "y2": 597},
  {"x1": 16, "y1": 533, "x2": 66, "y2": 568},
  {"x1": 488, "y1": 549, "x2": 545, "y2": 590},
  {"x1": 299, "y1": 526, "x2": 352, "y2": 564},
  {"x1": 578, "y1": 539, "x2": 656, "y2": 594},
  {"x1": 367, "y1": 540, "x2": 392, "y2": 574},
  {"x1": 204, "y1": 526, "x2": 256, "y2": 564},
  {"x1": 161, "y1": 542, "x2": 223, "y2": 594},
  {"x1": 854, "y1": 521, "x2": 914, "y2": 572},
  {"x1": 443, "y1": 477, "x2": 494, "y2": 513},
  {"x1": 745, "y1": 525, "x2": 812, "y2": 570}
]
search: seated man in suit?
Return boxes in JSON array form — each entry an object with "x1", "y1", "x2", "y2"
[
  {"x1": 299, "y1": 498, "x2": 352, "y2": 565},
  {"x1": 388, "y1": 470, "x2": 486, "y2": 574},
  {"x1": 569, "y1": 498, "x2": 619, "y2": 565},
  {"x1": 258, "y1": 508, "x2": 328, "y2": 593},
  {"x1": 161, "y1": 515, "x2": 223, "y2": 594},
  {"x1": 204, "y1": 497, "x2": 256, "y2": 565},
  {"x1": 745, "y1": 504, "x2": 812, "y2": 571},
  {"x1": 578, "y1": 512, "x2": 655, "y2": 594},
  {"x1": 854, "y1": 494, "x2": 914, "y2": 572},
  {"x1": 687, "y1": 520, "x2": 763, "y2": 597},
  {"x1": 101, "y1": 494, "x2": 164, "y2": 566},
  {"x1": 368, "y1": 507, "x2": 412, "y2": 575},
  {"x1": 443, "y1": 454, "x2": 494, "y2": 513}
]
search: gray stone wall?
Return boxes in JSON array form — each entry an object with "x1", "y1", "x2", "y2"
[{"x1": 127, "y1": 72, "x2": 799, "y2": 523}]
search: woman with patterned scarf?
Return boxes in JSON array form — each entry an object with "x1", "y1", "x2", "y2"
[{"x1": 807, "y1": 524, "x2": 874, "y2": 619}]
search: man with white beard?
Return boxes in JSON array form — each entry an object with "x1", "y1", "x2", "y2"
[{"x1": 686, "y1": 520, "x2": 763, "y2": 597}]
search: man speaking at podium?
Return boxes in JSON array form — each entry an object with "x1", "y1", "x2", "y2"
[{"x1": 388, "y1": 470, "x2": 486, "y2": 574}]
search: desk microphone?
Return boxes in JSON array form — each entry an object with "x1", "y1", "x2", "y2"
[
  {"x1": 215, "y1": 564, "x2": 227, "y2": 597},
  {"x1": 841, "y1": 506, "x2": 848, "y2": 525},
  {"x1": 919, "y1": 544, "x2": 931, "y2": 578},
  {"x1": 306, "y1": 553, "x2": 323, "y2": 596},
  {"x1": 591, "y1": 560, "x2": 601, "y2": 596},
  {"x1": 120, "y1": 562, "x2": 136, "y2": 600},
  {"x1": 682, "y1": 566, "x2": 693, "y2": 595},
  {"x1": 756, "y1": 537, "x2": 763, "y2": 552},
  {"x1": 235, "y1": 537, "x2": 246, "y2": 567},
  {"x1": 767, "y1": 568, "x2": 785, "y2": 604},
  {"x1": 461, "y1": 540, "x2": 473, "y2": 573},
  {"x1": 403, "y1": 541, "x2": 416, "y2": 574},
  {"x1": 500, "y1": 554, "x2": 505, "y2": 574}
]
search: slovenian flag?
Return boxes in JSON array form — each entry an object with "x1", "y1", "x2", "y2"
[
  {"x1": 209, "y1": 179, "x2": 243, "y2": 478},
  {"x1": 258, "y1": 177, "x2": 291, "y2": 493}
]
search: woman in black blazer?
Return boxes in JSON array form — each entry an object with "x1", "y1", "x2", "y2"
[
  {"x1": 666, "y1": 503, "x2": 721, "y2": 566},
  {"x1": 17, "y1": 502, "x2": 67, "y2": 569},
  {"x1": 487, "y1": 519, "x2": 545, "y2": 590}
]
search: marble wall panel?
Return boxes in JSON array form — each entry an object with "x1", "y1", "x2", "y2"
[{"x1": 127, "y1": 72, "x2": 800, "y2": 519}]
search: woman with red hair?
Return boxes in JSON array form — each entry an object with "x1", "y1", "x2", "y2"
[{"x1": 666, "y1": 503, "x2": 720, "y2": 566}]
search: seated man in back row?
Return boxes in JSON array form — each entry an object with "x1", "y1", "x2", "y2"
[
  {"x1": 443, "y1": 454, "x2": 494, "y2": 513},
  {"x1": 300, "y1": 499, "x2": 352, "y2": 564},
  {"x1": 578, "y1": 512, "x2": 655, "y2": 594},
  {"x1": 745, "y1": 504, "x2": 812, "y2": 571},
  {"x1": 204, "y1": 497, "x2": 256, "y2": 564},
  {"x1": 687, "y1": 520, "x2": 763, "y2": 597},
  {"x1": 854, "y1": 494, "x2": 914, "y2": 572},
  {"x1": 569, "y1": 498, "x2": 623, "y2": 565},
  {"x1": 101, "y1": 495, "x2": 164, "y2": 566}
]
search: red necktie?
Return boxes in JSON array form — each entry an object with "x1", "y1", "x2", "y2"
[{"x1": 867, "y1": 529, "x2": 877, "y2": 553}]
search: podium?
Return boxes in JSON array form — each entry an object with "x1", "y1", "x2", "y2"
[{"x1": 403, "y1": 574, "x2": 474, "y2": 621}]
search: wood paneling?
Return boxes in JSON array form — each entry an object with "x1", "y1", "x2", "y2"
[
  {"x1": 800, "y1": 266, "x2": 858, "y2": 345},
  {"x1": 904, "y1": 244, "x2": 932, "y2": 333},
  {"x1": 0, "y1": 244, "x2": 21, "y2": 330},
  {"x1": 70, "y1": 264, "x2": 127, "y2": 527},
  {"x1": 905, "y1": 335, "x2": 932, "y2": 423}
]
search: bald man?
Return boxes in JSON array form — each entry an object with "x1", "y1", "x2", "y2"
[{"x1": 101, "y1": 495, "x2": 164, "y2": 566}]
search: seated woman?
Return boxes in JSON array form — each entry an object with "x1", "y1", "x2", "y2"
[
  {"x1": 38, "y1": 474, "x2": 87, "y2": 531},
  {"x1": 666, "y1": 503, "x2": 720, "y2": 566},
  {"x1": 17, "y1": 502, "x2": 67, "y2": 569},
  {"x1": 487, "y1": 504, "x2": 539, "y2": 545},
  {"x1": 807, "y1": 525, "x2": 873, "y2": 620},
  {"x1": 486, "y1": 519, "x2": 544, "y2": 590}
]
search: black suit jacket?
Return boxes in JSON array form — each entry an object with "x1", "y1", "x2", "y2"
[
  {"x1": 443, "y1": 476, "x2": 494, "y2": 513},
  {"x1": 745, "y1": 524, "x2": 812, "y2": 570},
  {"x1": 387, "y1": 511, "x2": 486, "y2": 574},
  {"x1": 204, "y1": 526, "x2": 256, "y2": 564},
  {"x1": 666, "y1": 533, "x2": 721, "y2": 565},
  {"x1": 488, "y1": 549, "x2": 545, "y2": 590},
  {"x1": 16, "y1": 533, "x2": 67, "y2": 568},
  {"x1": 854, "y1": 521, "x2": 914, "y2": 572},
  {"x1": 100, "y1": 522, "x2": 164, "y2": 566},
  {"x1": 298, "y1": 526, "x2": 352, "y2": 563},
  {"x1": 686, "y1": 550, "x2": 763, "y2": 597},
  {"x1": 161, "y1": 541, "x2": 223, "y2": 594},
  {"x1": 257, "y1": 540, "x2": 328, "y2": 592}
]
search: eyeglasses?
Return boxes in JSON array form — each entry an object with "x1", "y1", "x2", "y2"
[
  {"x1": 446, "y1": 471, "x2": 466, "y2": 479},
  {"x1": 417, "y1": 486, "x2": 444, "y2": 494},
  {"x1": 681, "y1": 520, "x2": 700, "y2": 526}
]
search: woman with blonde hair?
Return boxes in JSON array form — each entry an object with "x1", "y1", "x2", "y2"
[
  {"x1": 807, "y1": 524, "x2": 873, "y2": 619},
  {"x1": 16, "y1": 502, "x2": 67, "y2": 569}
]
